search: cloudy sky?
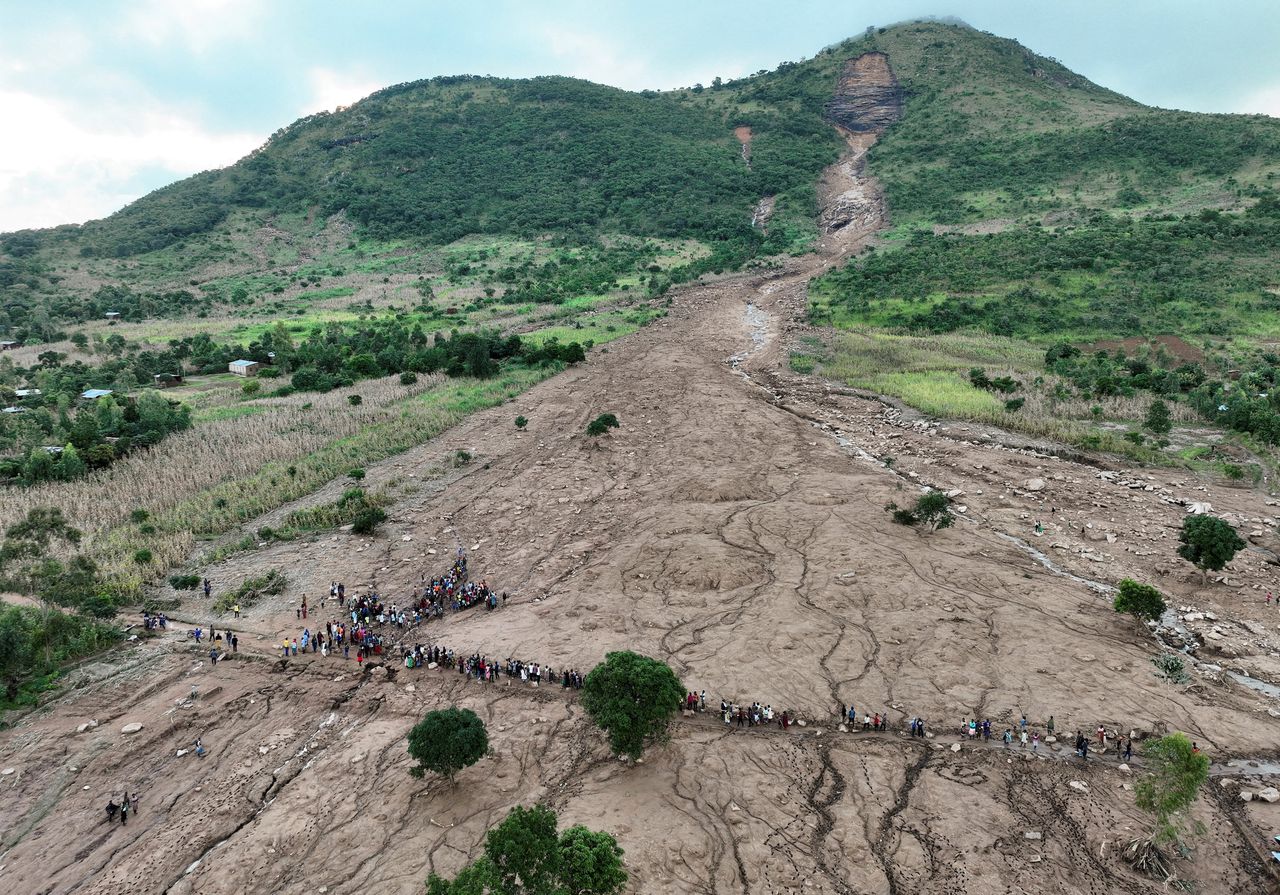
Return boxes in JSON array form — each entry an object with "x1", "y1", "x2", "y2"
[{"x1": 1, "y1": 0, "x2": 1277, "y2": 233}]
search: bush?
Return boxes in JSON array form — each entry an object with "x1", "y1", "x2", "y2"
[
  {"x1": 399, "y1": 371, "x2": 418, "y2": 385},
  {"x1": 242, "y1": 380, "x2": 261, "y2": 396},
  {"x1": 351, "y1": 506, "x2": 387, "y2": 535},
  {"x1": 888, "y1": 491, "x2": 953, "y2": 531},
  {"x1": 1152, "y1": 653, "x2": 1189, "y2": 684},
  {"x1": 582, "y1": 651, "x2": 684, "y2": 760},
  {"x1": 133, "y1": 549, "x2": 152, "y2": 564},
  {"x1": 1004, "y1": 397, "x2": 1025, "y2": 412},
  {"x1": 515, "y1": 415, "x2": 528, "y2": 429},
  {"x1": 1113, "y1": 579, "x2": 1166, "y2": 622},
  {"x1": 130, "y1": 509, "x2": 150, "y2": 524},
  {"x1": 348, "y1": 468, "x2": 365, "y2": 480},
  {"x1": 168, "y1": 573, "x2": 201, "y2": 590},
  {"x1": 586, "y1": 413, "x2": 620, "y2": 437},
  {"x1": 348, "y1": 394, "x2": 362, "y2": 406},
  {"x1": 407, "y1": 707, "x2": 488, "y2": 780},
  {"x1": 214, "y1": 570, "x2": 287, "y2": 613},
  {"x1": 452, "y1": 449, "x2": 471, "y2": 467}
]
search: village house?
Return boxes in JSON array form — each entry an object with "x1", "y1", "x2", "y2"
[
  {"x1": 153, "y1": 372, "x2": 184, "y2": 388},
  {"x1": 229, "y1": 359, "x2": 260, "y2": 377},
  {"x1": 80, "y1": 388, "x2": 114, "y2": 401}
]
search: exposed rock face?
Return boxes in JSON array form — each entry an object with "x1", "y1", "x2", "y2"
[{"x1": 824, "y1": 52, "x2": 904, "y2": 134}]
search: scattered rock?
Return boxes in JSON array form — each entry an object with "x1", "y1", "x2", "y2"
[
  {"x1": 1241, "y1": 791, "x2": 1254, "y2": 802},
  {"x1": 1068, "y1": 780, "x2": 1089, "y2": 793},
  {"x1": 1022, "y1": 478, "x2": 1046, "y2": 492},
  {"x1": 950, "y1": 743, "x2": 962, "y2": 753},
  {"x1": 1117, "y1": 763, "x2": 1130, "y2": 773},
  {"x1": 1024, "y1": 831, "x2": 1042, "y2": 841},
  {"x1": 121, "y1": 722, "x2": 143, "y2": 734},
  {"x1": 1257, "y1": 786, "x2": 1280, "y2": 803},
  {"x1": 0, "y1": 768, "x2": 13, "y2": 776}
]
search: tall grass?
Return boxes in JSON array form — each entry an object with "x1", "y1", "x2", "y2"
[{"x1": 1, "y1": 368, "x2": 552, "y2": 595}]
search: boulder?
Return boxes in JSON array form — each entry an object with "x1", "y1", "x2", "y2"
[
  {"x1": 951, "y1": 743, "x2": 962, "y2": 753},
  {"x1": 121, "y1": 722, "x2": 143, "y2": 734},
  {"x1": 1257, "y1": 787, "x2": 1280, "y2": 803},
  {"x1": 1022, "y1": 478, "x2": 1047, "y2": 492},
  {"x1": 0, "y1": 768, "x2": 13, "y2": 776},
  {"x1": 1241, "y1": 791, "x2": 1254, "y2": 802},
  {"x1": 1024, "y1": 831, "x2": 1043, "y2": 841},
  {"x1": 1068, "y1": 780, "x2": 1089, "y2": 793}
]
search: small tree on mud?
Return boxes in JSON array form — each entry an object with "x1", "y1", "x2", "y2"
[
  {"x1": 1123, "y1": 732, "x2": 1209, "y2": 880},
  {"x1": 1113, "y1": 579, "x2": 1166, "y2": 623},
  {"x1": 582, "y1": 651, "x2": 684, "y2": 761},
  {"x1": 407, "y1": 707, "x2": 488, "y2": 781},
  {"x1": 1177, "y1": 515, "x2": 1243, "y2": 585},
  {"x1": 887, "y1": 490, "x2": 953, "y2": 531}
]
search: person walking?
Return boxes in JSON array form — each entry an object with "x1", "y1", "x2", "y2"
[{"x1": 1123, "y1": 738, "x2": 1133, "y2": 761}]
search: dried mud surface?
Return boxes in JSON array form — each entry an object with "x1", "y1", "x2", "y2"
[{"x1": 2, "y1": 55, "x2": 1279, "y2": 895}]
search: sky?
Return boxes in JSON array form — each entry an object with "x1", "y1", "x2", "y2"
[{"x1": 1, "y1": 0, "x2": 1277, "y2": 233}]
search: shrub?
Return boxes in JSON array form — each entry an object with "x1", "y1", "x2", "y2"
[
  {"x1": 1004, "y1": 397, "x2": 1025, "y2": 412},
  {"x1": 399, "y1": 371, "x2": 418, "y2": 385},
  {"x1": 515, "y1": 415, "x2": 528, "y2": 429},
  {"x1": 1133, "y1": 732, "x2": 1210, "y2": 849},
  {"x1": 133, "y1": 549, "x2": 152, "y2": 564},
  {"x1": 586, "y1": 413, "x2": 620, "y2": 437},
  {"x1": 168, "y1": 573, "x2": 201, "y2": 590},
  {"x1": 351, "y1": 506, "x2": 387, "y2": 535},
  {"x1": 348, "y1": 468, "x2": 365, "y2": 480},
  {"x1": 1152, "y1": 653, "x2": 1189, "y2": 684},
  {"x1": 888, "y1": 491, "x2": 953, "y2": 531},
  {"x1": 452, "y1": 449, "x2": 471, "y2": 467},
  {"x1": 214, "y1": 569, "x2": 287, "y2": 613},
  {"x1": 348, "y1": 394, "x2": 362, "y2": 406},
  {"x1": 242, "y1": 380, "x2": 261, "y2": 396},
  {"x1": 130, "y1": 509, "x2": 150, "y2": 524},
  {"x1": 407, "y1": 707, "x2": 488, "y2": 780}
]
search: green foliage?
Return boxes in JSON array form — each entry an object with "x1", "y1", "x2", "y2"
[
  {"x1": 242, "y1": 380, "x2": 261, "y2": 396},
  {"x1": 1152, "y1": 653, "x2": 1189, "y2": 685},
  {"x1": 888, "y1": 490, "x2": 954, "y2": 531},
  {"x1": 348, "y1": 468, "x2": 366, "y2": 480},
  {"x1": 581, "y1": 650, "x2": 684, "y2": 760},
  {"x1": 1177, "y1": 515, "x2": 1244, "y2": 580},
  {"x1": 168, "y1": 573, "x2": 201, "y2": 590},
  {"x1": 1113, "y1": 579, "x2": 1166, "y2": 622},
  {"x1": 348, "y1": 394, "x2": 363, "y2": 406},
  {"x1": 0, "y1": 603, "x2": 122, "y2": 706},
  {"x1": 425, "y1": 804, "x2": 626, "y2": 895},
  {"x1": 214, "y1": 569, "x2": 287, "y2": 613},
  {"x1": 132, "y1": 549, "x2": 152, "y2": 564},
  {"x1": 515, "y1": 415, "x2": 528, "y2": 429},
  {"x1": 1145, "y1": 399, "x2": 1172, "y2": 436},
  {"x1": 1134, "y1": 733, "x2": 1209, "y2": 846},
  {"x1": 585, "y1": 413, "x2": 620, "y2": 437},
  {"x1": 812, "y1": 206, "x2": 1280, "y2": 342},
  {"x1": 399, "y1": 371, "x2": 418, "y2": 385},
  {"x1": 351, "y1": 505, "x2": 388, "y2": 535},
  {"x1": 406, "y1": 707, "x2": 488, "y2": 780},
  {"x1": 0, "y1": 508, "x2": 105, "y2": 618}
]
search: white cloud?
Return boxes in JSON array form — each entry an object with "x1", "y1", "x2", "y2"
[
  {"x1": 0, "y1": 88, "x2": 262, "y2": 230},
  {"x1": 119, "y1": 0, "x2": 264, "y2": 53},
  {"x1": 538, "y1": 26, "x2": 655, "y2": 90},
  {"x1": 303, "y1": 66, "x2": 384, "y2": 114},
  {"x1": 1234, "y1": 84, "x2": 1280, "y2": 118}
]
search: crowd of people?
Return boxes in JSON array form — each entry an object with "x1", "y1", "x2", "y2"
[{"x1": 181, "y1": 550, "x2": 1146, "y2": 772}]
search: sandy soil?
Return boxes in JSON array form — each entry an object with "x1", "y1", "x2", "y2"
[{"x1": 2, "y1": 56, "x2": 1279, "y2": 895}]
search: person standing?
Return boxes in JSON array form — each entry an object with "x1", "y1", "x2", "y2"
[{"x1": 1046, "y1": 716, "x2": 1055, "y2": 738}]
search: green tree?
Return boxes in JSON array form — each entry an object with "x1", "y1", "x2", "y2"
[
  {"x1": 425, "y1": 804, "x2": 626, "y2": 895},
  {"x1": 351, "y1": 506, "x2": 387, "y2": 535},
  {"x1": 407, "y1": 707, "x2": 489, "y2": 780},
  {"x1": 557, "y1": 826, "x2": 627, "y2": 895},
  {"x1": 582, "y1": 651, "x2": 684, "y2": 760},
  {"x1": 1177, "y1": 515, "x2": 1244, "y2": 585},
  {"x1": 1124, "y1": 732, "x2": 1210, "y2": 878},
  {"x1": 1145, "y1": 399, "x2": 1172, "y2": 436},
  {"x1": 1113, "y1": 578, "x2": 1166, "y2": 623},
  {"x1": 57, "y1": 444, "x2": 86, "y2": 480}
]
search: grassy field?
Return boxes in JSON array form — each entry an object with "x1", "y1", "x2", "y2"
[{"x1": 792, "y1": 329, "x2": 1215, "y2": 462}]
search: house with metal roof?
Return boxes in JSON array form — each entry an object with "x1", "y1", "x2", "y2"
[
  {"x1": 229, "y1": 359, "x2": 260, "y2": 377},
  {"x1": 80, "y1": 388, "x2": 114, "y2": 400}
]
